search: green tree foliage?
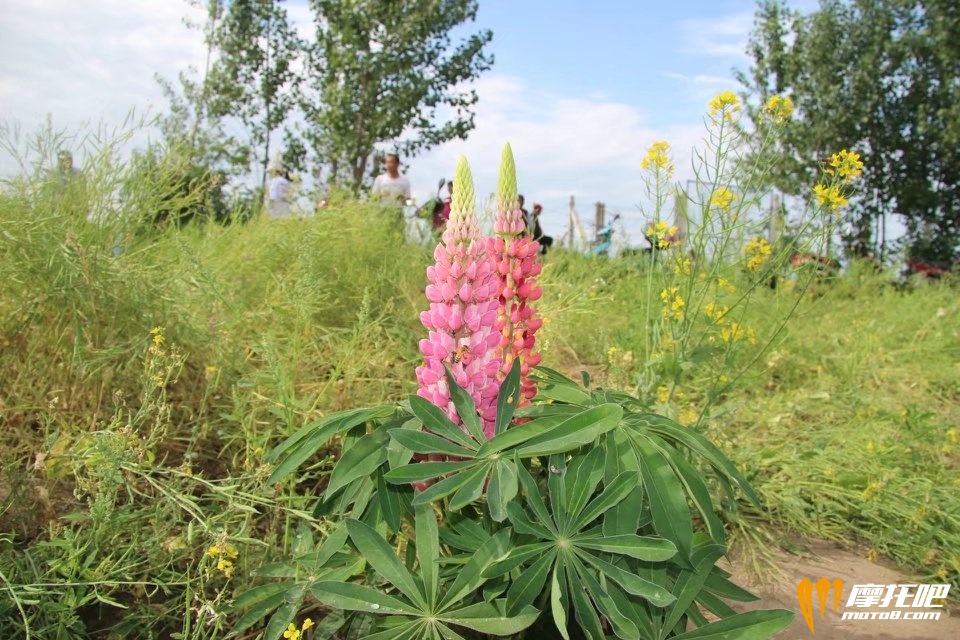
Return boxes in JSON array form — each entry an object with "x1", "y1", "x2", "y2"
[
  {"x1": 301, "y1": 0, "x2": 493, "y2": 191},
  {"x1": 157, "y1": 0, "x2": 248, "y2": 176},
  {"x1": 206, "y1": 0, "x2": 301, "y2": 191},
  {"x1": 739, "y1": 0, "x2": 960, "y2": 263}
]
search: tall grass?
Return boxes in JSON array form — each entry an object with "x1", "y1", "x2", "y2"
[{"x1": 1, "y1": 124, "x2": 957, "y2": 638}]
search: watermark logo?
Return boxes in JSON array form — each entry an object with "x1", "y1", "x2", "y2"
[
  {"x1": 797, "y1": 579, "x2": 951, "y2": 634},
  {"x1": 797, "y1": 577, "x2": 843, "y2": 634}
]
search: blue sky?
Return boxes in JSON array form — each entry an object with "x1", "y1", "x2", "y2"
[{"x1": 0, "y1": 0, "x2": 810, "y2": 245}]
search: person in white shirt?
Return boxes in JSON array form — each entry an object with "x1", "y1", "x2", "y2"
[
  {"x1": 266, "y1": 167, "x2": 293, "y2": 219},
  {"x1": 371, "y1": 153, "x2": 411, "y2": 204}
]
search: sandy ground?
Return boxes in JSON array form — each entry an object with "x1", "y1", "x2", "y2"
[{"x1": 722, "y1": 539, "x2": 959, "y2": 639}]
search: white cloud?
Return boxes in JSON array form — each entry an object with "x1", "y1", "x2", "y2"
[{"x1": 677, "y1": 12, "x2": 754, "y2": 59}]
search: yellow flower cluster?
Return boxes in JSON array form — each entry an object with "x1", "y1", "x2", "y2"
[
  {"x1": 640, "y1": 141, "x2": 674, "y2": 176},
  {"x1": 284, "y1": 619, "x2": 314, "y2": 640},
  {"x1": 764, "y1": 94, "x2": 794, "y2": 123},
  {"x1": 673, "y1": 256, "x2": 692, "y2": 276},
  {"x1": 827, "y1": 149, "x2": 864, "y2": 182},
  {"x1": 812, "y1": 149, "x2": 864, "y2": 214},
  {"x1": 812, "y1": 183, "x2": 848, "y2": 212},
  {"x1": 743, "y1": 236, "x2": 772, "y2": 271},
  {"x1": 709, "y1": 187, "x2": 736, "y2": 211},
  {"x1": 721, "y1": 322, "x2": 756, "y2": 345},
  {"x1": 716, "y1": 277, "x2": 736, "y2": 294},
  {"x1": 646, "y1": 220, "x2": 679, "y2": 249},
  {"x1": 660, "y1": 287, "x2": 685, "y2": 321},
  {"x1": 678, "y1": 408, "x2": 699, "y2": 426},
  {"x1": 704, "y1": 302, "x2": 729, "y2": 324},
  {"x1": 206, "y1": 540, "x2": 239, "y2": 578},
  {"x1": 708, "y1": 91, "x2": 741, "y2": 122},
  {"x1": 656, "y1": 385, "x2": 670, "y2": 404}
]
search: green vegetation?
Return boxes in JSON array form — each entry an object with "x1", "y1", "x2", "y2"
[{"x1": 1, "y1": 121, "x2": 957, "y2": 638}]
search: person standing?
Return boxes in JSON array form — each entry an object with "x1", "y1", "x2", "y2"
[
  {"x1": 266, "y1": 166, "x2": 294, "y2": 219},
  {"x1": 532, "y1": 203, "x2": 553, "y2": 254},
  {"x1": 371, "y1": 153, "x2": 411, "y2": 204}
]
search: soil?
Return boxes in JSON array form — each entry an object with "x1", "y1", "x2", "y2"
[{"x1": 721, "y1": 539, "x2": 959, "y2": 639}]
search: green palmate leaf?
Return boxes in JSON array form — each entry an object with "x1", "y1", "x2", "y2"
[
  {"x1": 344, "y1": 518, "x2": 426, "y2": 610},
  {"x1": 309, "y1": 581, "x2": 420, "y2": 616},
  {"x1": 436, "y1": 624, "x2": 469, "y2": 640},
  {"x1": 441, "y1": 600, "x2": 540, "y2": 635},
  {"x1": 606, "y1": 581, "x2": 657, "y2": 640},
  {"x1": 569, "y1": 553, "x2": 639, "y2": 640},
  {"x1": 551, "y1": 563, "x2": 570, "y2": 640},
  {"x1": 573, "y1": 471, "x2": 639, "y2": 532},
  {"x1": 409, "y1": 465, "x2": 484, "y2": 506},
  {"x1": 387, "y1": 418, "x2": 421, "y2": 469},
  {"x1": 532, "y1": 366, "x2": 592, "y2": 405},
  {"x1": 325, "y1": 427, "x2": 390, "y2": 498},
  {"x1": 475, "y1": 413, "x2": 569, "y2": 457},
  {"x1": 483, "y1": 543, "x2": 552, "y2": 579},
  {"x1": 703, "y1": 570, "x2": 758, "y2": 602},
  {"x1": 505, "y1": 550, "x2": 555, "y2": 615},
  {"x1": 627, "y1": 412, "x2": 761, "y2": 506},
  {"x1": 660, "y1": 544, "x2": 728, "y2": 638},
  {"x1": 408, "y1": 395, "x2": 477, "y2": 450},
  {"x1": 506, "y1": 502, "x2": 557, "y2": 540},
  {"x1": 574, "y1": 549, "x2": 676, "y2": 607},
  {"x1": 268, "y1": 405, "x2": 395, "y2": 463},
  {"x1": 602, "y1": 433, "x2": 644, "y2": 536},
  {"x1": 664, "y1": 443, "x2": 726, "y2": 544},
  {"x1": 547, "y1": 454, "x2": 568, "y2": 532},
  {"x1": 439, "y1": 528, "x2": 513, "y2": 611},
  {"x1": 301, "y1": 522, "x2": 349, "y2": 571},
  {"x1": 231, "y1": 591, "x2": 289, "y2": 636},
  {"x1": 575, "y1": 534, "x2": 677, "y2": 561},
  {"x1": 669, "y1": 609, "x2": 794, "y2": 640},
  {"x1": 447, "y1": 464, "x2": 490, "y2": 510},
  {"x1": 263, "y1": 583, "x2": 308, "y2": 640},
  {"x1": 517, "y1": 404, "x2": 623, "y2": 457},
  {"x1": 377, "y1": 468, "x2": 410, "y2": 534},
  {"x1": 363, "y1": 621, "x2": 426, "y2": 640},
  {"x1": 695, "y1": 590, "x2": 738, "y2": 619},
  {"x1": 388, "y1": 428, "x2": 477, "y2": 458},
  {"x1": 415, "y1": 503, "x2": 440, "y2": 609},
  {"x1": 494, "y1": 359, "x2": 522, "y2": 436},
  {"x1": 567, "y1": 559, "x2": 605, "y2": 640},
  {"x1": 444, "y1": 366, "x2": 487, "y2": 442},
  {"x1": 385, "y1": 460, "x2": 478, "y2": 483},
  {"x1": 631, "y1": 435, "x2": 694, "y2": 564},
  {"x1": 486, "y1": 458, "x2": 518, "y2": 522},
  {"x1": 514, "y1": 403, "x2": 582, "y2": 419},
  {"x1": 516, "y1": 461, "x2": 559, "y2": 536},
  {"x1": 564, "y1": 446, "x2": 606, "y2": 523}
]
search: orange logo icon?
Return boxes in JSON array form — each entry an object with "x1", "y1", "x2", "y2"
[{"x1": 798, "y1": 577, "x2": 844, "y2": 634}]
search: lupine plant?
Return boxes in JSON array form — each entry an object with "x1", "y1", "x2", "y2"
[{"x1": 239, "y1": 144, "x2": 794, "y2": 639}]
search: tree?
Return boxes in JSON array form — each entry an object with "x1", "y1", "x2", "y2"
[
  {"x1": 739, "y1": 0, "x2": 960, "y2": 264},
  {"x1": 206, "y1": 0, "x2": 301, "y2": 191},
  {"x1": 156, "y1": 0, "x2": 248, "y2": 176},
  {"x1": 301, "y1": 0, "x2": 493, "y2": 191}
]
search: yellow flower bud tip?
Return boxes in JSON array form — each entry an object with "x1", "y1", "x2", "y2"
[
  {"x1": 452, "y1": 155, "x2": 476, "y2": 221},
  {"x1": 497, "y1": 143, "x2": 518, "y2": 207}
]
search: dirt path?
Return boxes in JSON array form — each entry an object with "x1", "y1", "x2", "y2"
[{"x1": 721, "y1": 540, "x2": 959, "y2": 639}]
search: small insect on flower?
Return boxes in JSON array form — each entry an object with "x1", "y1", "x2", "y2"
[{"x1": 449, "y1": 345, "x2": 471, "y2": 364}]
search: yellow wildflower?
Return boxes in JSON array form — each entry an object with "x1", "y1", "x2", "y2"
[
  {"x1": 717, "y1": 277, "x2": 736, "y2": 294},
  {"x1": 721, "y1": 322, "x2": 756, "y2": 345},
  {"x1": 764, "y1": 94, "x2": 794, "y2": 123},
  {"x1": 812, "y1": 183, "x2": 848, "y2": 212},
  {"x1": 660, "y1": 287, "x2": 685, "y2": 321},
  {"x1": 708, "y1": 91, "x2": 741, "y2": 122},
  {"x1": 657, "y1": 385, "x2": 670, "y2": 404},
  {"x1": 709, "y1": 187, "x2": 736, "y2": 211},
  {"x1": 743, "y1": 236, "x2": 772, "y2": 271},
  {"x1": 827, "y1": 149, "x2": 864, "y2": 182},
  {"x1": 640, "y1": 141, "x2": 674, "y2": 177},
  {"x1": 283, "y1": 623, "x2": 300, "y2": 640},
  {"x1": 646, "y1": 220, "x2": 679, "y2": 249},
  {"x1": 302, "y1": 619, "x2": 314, "y2": 631},
  {"x1": 704, "y1": 302, "x2": 729, "y2": 324},
  {"x1": 150, "y1": 326, "x2": 165, "y2": 347},
  {"x1": 673, "y1": 257, "x2": 691, "y2": 276}
]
